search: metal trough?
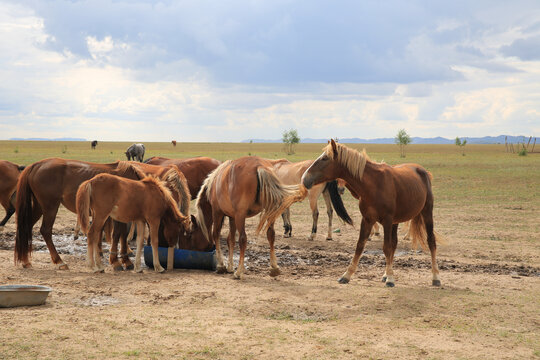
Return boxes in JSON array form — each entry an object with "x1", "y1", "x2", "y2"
[
  {"x1": 0, "y1": 285, "x2": 52, "y2": 308},
  {"x1": 143, "y1": 246, "x2": 216, "y2": 271}
]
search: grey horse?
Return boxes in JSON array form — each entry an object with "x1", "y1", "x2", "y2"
[{"x1": 125, "y1": 143, "x2": 145, "y2": 162}]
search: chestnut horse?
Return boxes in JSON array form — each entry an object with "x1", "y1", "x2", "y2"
[
  {"x1": 0, "y1": 160, "x2": 25, "y2": 229},
  {"x1": 76, "y1": 172, "x2": 190, "y2": 273},
  {"x1": 196, "y1": 156, "x2": 307, "y2": 279},
  {"x1": 106, "y1": 162, "x2": 193, "y2": 270},
  {"x1": 271, "y1": 159, "x2": 350, "y2": 240},
  {"x1": 15, "y1": 158, "x2": 146, "y2": 269},
  {"x1": 302, "y1": 139, "x2": 442, "y2": 287}
]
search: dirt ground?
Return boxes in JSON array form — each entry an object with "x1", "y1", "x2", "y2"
[{"x1": 0, "y1": 199, "x2": 539, "y2": 359}]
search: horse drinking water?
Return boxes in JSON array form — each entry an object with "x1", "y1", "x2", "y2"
[{"x1": 301, "y1": 139, "x2": 442, "y2": 287}]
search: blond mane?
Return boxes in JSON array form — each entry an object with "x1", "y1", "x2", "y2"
[
  {"x1": 116, "y1": 161, "x2": 146, "y2": 179},
  {"x1": 324, "y1": 142, "x2": 370, "y2": 181},
  {"x1": 142, "y1": 175, "x2": 184, "y2": 220},
  {"x1": 162, "y1": 167, "x2": 191, "y2": 217}
]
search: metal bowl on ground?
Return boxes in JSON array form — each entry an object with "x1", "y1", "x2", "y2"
[{"x1": 0, "y1": 285, "x2": 52, "y2": 308}]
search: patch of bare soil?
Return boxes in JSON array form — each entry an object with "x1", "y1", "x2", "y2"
[{"x1": 1, "y1": 203, "x2": 539, "y2": 359}]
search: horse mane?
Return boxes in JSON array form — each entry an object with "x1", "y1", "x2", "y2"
[
  {"x1": 324, "y1": 142, "x2": 370, "y2": 181},
  {"x1": 142, "y1": 175, "x2": 185, "y2": 221},
  {"x1": 195, "y1": 160, "x2": 231, "y2": 241},
  {"x1": 162, "y1": 167, "x2": 191, "y2": 217},
  {"x1": 116, "y1": 161, "x2": 146, "y2": 179}
]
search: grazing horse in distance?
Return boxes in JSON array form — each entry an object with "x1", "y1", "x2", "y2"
[
  {"x1": 171, "y1": 140, "x2": 177, "y2": 147},
  {"x1": 125, "y1": 143, "x2": 145, "y2": 162},
  {"x1": 76, "y1": 173, "x2": 190, "y2": 273},
  {"x1": 270, "y1": 158, "x2": 350, "y2": 240},
  {"x1": 0, "y1": 160, "x2": 25, "y2": 229},
  {"x1": 302, "y1": 139, "x2": 442, "y2": 287},
  {"x1": 91, "y1": 140, "x2": 98, "y2": 149},
  {"x1": 15, "y1": 158, "x2": 145, "y2": 269},
  {"x1": 196, "y1": 156, "x2": 307, "y2": 279}
]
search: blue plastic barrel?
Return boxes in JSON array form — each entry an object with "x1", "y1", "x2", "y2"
[{"x1": 143, "y1": 246, "x2": 217, "y2": 270}]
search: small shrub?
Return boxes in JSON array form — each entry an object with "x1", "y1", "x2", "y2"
[
  {"x1": 14, "y1": 147, "x2": 19, "y2": 153},
  {"x1": 61, "y1": 145, "x2": 67, "y2": 154},
  {"x1": 518, "y1": 148, "x2": 527, "y2": 156}
]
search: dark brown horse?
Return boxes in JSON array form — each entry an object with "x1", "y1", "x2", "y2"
[
  {"x1": 196, "y1": 156, "x2": 307, "y2": 279},
  {"x1": 76, "y1": 172, "x2": 190, "y2": 272},
  {"x1": 0, "y1": 160, "x2": 25, "y2": 228},
  {"x1": 302, "y1": 139, "x2": 442, "y2": 287},
  {"x1": 15, "y1": 158, "x2": 145, "y2": 269}
]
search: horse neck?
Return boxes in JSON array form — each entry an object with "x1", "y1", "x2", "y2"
[{"x1": 337, "y1": 160, "x2": 376, "y2": 200}]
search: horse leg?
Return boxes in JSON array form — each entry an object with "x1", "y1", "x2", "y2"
[
  {"x1": 281, "y1": 209, "x2": 292, "y2": 238},
  {"x1": 87, "y1": 217, "x2": 107, "y2": 272},
  {"x1": 382, "y1": 222, "x2": 398, "y2": 287},
  {"x1": 148, "y1": 221, "x2": 165, "y2": 273},
  {"x1": 322, "y1": 189, "x2": 334, "y2": 240},
  {"x1": 233, "y1": 215, "x2": 247, "y2": 280},
  {"x1": 422, "y1": 206, "x2": 441, "y2": 286},
  {"x1": 267, "y1": 223, "x2": 281, "y2": 277},
  {"x1": 119, "y1": 222, "x2": 134, "y2": 270},
  {"x1": 226, "y1": 218, "x2": 236, "y2": 273},
  {"x1": 212, "y1": 212, "x2": 227, "y2": 273},
  {"x1": 109, "y1": 220, "x2": 124, "y2": 271},
  {"x1": 0, "y1": 203, "x2": 15, "y2": 228},
  {"x1": 308, "y1": 191, "x2": 319, "y2": 241},
  {"x1": 39, "y1": 206, "x2": 68, "y2": 270},
  {"x1": 134, "y1": 222, "x2": 146, "y2": 273},
  {"x1": 338, "y1": 218, "x2": 373, "y2": 284}
]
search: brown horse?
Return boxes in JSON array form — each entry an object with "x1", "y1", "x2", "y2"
[
  {"x1": 15, "y1": 158, "x2": 145, "y2": 269},
  {"x1": 271, "y1": 159, "x2": 349, "y2": 240},
  {"x1": 0, "y1": 160, "x2": 25, "y2": 229},
  {"x1": 302, "y1": 139, "x2": 442, "y2": 287},
  {"x1": 171, "y1": 140, "x2": 177, "y2": 147},
  {"x1": 76, "y1": 172, "x2": 190, "y2": 272},
  {"x1": 106, "y1": 162, "x2": 193, "y2": 270},
  {"x1": 144, "y1": 156, "x2": 221, "y2": 196},
  {"x1": 196, "y1": 156, "x2": 307, "y2": 279}
]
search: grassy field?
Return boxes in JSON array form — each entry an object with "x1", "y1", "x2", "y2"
[{"x1": 1, "y1": 140, "x2": 539, "y2": 359}]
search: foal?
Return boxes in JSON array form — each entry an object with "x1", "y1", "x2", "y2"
[{"x1": 76, "y1": 174, "x2": 190, "y2": 273}]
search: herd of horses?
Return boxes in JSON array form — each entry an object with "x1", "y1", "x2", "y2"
[{"x1": 0, "y1": 139, "x2": 442, "y2": 287}]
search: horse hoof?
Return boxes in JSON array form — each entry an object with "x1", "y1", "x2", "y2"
[
  {"x1": 432, "y1": 279, "x2": 441, "y2": 287},
  {"x1": 269, "y1": 268, "x2": 281, "y2": 277},
  {"x1": 216, "y1": 266, "x2": 227, "y2": 274},
  {"x1": 113, "y1": 265, "x2": 124, "y2": 271},
  {"x1": 381, "y1": 276, "x2": 387, "y2": 283},
  {"x1": 385, "y1": 282, "x2": 395, "y2": 288},
  {"x1": 125, "y1": 264, "x2": 134, "y2": 271},
  {"x1": 338, "y1": 277, "x2": 349, "y2": 284},
  {"x1": 326, "y1": 237, "x2": 333, "y2": 241},
  {"x1": 233, "y1": 272, "x2": 243, "y2": 280},
  {"x1": 22, "y1": 263, "x2": 33, "y2": 269},
  {"x1": 93, "y1": 268, "x2": 104, "y2": 273},
  {"x1": 57, "y1": 264, "x2": 69, "y2": 270}
]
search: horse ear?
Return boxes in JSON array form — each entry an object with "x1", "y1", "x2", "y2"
[{"x1": 330, "y1": 138, "x2": 338, "y2": 154}]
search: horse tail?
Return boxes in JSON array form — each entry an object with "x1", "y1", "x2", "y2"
[
  {"x1": 14, "y1": 165, "x2": 36, "y2": 265},
  {"x1": 408, "y1": 214, "x2": 428, "y2": 251},
  {"x1": 256, "y1": 167, "x2": 308, "y2": 235},
  {"x1": 76, "y1": 180, "x2": 92, "y2": 234},
  {"x1": 325, "y1": 180, "x2": 353, "y2": 225}
]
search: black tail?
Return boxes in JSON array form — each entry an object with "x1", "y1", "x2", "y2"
[
  {"x1": 326, "y1": 180, "x2": 353, "y2": 225},
  {"x1": 15, "y1": 166, "x2": 36, "y2": 265},
  {"x1": 18, "y1": 165, "x2": 26, "y2": 171}
]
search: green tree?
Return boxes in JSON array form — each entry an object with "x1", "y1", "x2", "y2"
[
  {"x1": 282, "y1": 129, "x2": 300, "y2": 155},
  {"x1": 455, "y1": 137, "x2": 467, "y2": 156},
  {"x1": 395, "y1": 129, "x2": 411, "y2": 158}
]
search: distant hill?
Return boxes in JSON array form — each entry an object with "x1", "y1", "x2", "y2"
[
  {"x1": 242, "y1": 135, "x2": 531, "y2": 144},
  {"x1": 9, "y1": 137, "x2": 87, "y2": 141}
]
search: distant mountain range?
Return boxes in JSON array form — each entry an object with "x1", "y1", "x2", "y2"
[
  {"x1": 242, "y1": 135, "x2": 533, "y2": 144},
  {"x1": 9, "y1": 137, "x2": 87, "y2": 141}
]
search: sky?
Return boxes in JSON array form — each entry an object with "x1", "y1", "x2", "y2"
[{"x1": 0, "y1": 0, "x2": 539, "y2": 142}]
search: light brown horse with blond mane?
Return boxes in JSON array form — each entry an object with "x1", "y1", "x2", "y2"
[
  {"x1": 76, "y1": 172, "x2": 190, "y2": 273},
  {"x1": 270, "y1": 159, "x2": 349, "y2": 240},
  {"x1": 196, "y1": 156, "x2": 307, "y2": 279},
  {"x1": 302, "y1": 139, "x2": 442, "y2": 287}
]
